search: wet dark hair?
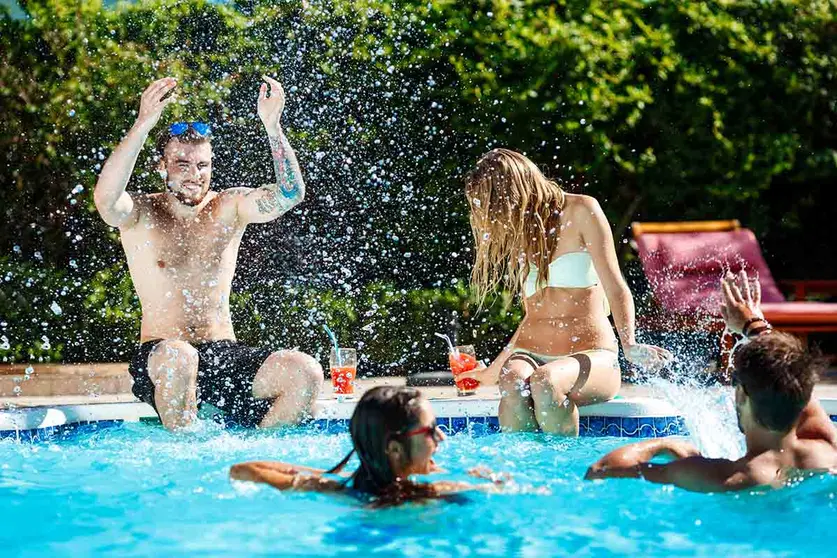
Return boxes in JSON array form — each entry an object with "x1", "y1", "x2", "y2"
[
  {"x1": 326, "y1": 386, "x2": 445, "y2": 507},
  {"x1": 734, "y1": 332, "x2": 825, "y2": 432},
  {"x1": 154, "y1": 126, "x2": 212, "y2": 163}
]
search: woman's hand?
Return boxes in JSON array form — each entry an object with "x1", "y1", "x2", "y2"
[
  {"x1": 623, "y1": 343, "x2": 673, "y2": 371},
  {"x1": 720, "y1": 270, "x2": 765, "y2": 334},
  {"x1": 467, "y1": 466, "x2": 512, "y2": 485},
  {"x1": 453, "y1": 360, "x2": 498, "y2": 385}
]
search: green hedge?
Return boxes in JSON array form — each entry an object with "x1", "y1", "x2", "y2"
[
  {"x1": 0, "y1": 255, "x2": 521, "y2": 373},
  {"x1": 1, "y1": 0, "x2": 834, "y2": 365},
  {"x1": 230, "y1": 279, "x2": 522, "y2": 375},
  {"x1": 0, "y1": 256, "x2": 139, "y2": 362}
]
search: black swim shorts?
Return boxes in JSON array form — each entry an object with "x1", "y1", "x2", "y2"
[{"x1": 128, "y1": 339, "x2": 274, "y2": 427}]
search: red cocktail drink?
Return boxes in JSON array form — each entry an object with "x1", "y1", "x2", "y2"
[{"x1": 449, "y1": 345, "x2": 479, "y2": 396}]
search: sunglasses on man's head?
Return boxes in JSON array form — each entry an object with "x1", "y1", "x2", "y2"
[
  {"x1": 403, "y1": 420, "x2": 443, "y2": 444},
  {"x1": 169, "y1": 122, "x2": 211, "y2": 136}
]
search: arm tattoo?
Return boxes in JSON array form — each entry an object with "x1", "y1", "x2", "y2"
[
  {"x1": 257, "y1": 133, "x2": 304, "y2": 215},
  {"x1": 270, "y1": 135, "x2": 300, "y2": 199}
]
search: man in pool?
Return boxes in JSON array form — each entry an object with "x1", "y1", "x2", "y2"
[
  {"x1": 585, "y1": 271, "x2": 837, "y2": 491},
  {"x1": 94, "y1": 76, "x2": 323, "y2": 431}
]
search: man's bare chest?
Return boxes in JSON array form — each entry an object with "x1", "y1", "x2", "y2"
[{"x1": 126, "y1": 211, "x2": 242, "y2": 272}]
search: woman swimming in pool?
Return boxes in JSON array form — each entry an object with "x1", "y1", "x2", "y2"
[
  {"x1": 458, "y1": 149, "x2": 672, "y2": 435},
  {"x1": 230, "y1": 386, "x2": 504, "y2": 507}
]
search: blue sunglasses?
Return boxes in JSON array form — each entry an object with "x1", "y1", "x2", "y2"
[{"x1": 169, "y1": 121, "x2": 211, "y2": 136}]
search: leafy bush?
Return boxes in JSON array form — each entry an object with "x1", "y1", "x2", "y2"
[
  {"x1": 0, "y1": 251, "x2": 521, "y2": 373},
  {"x1": 1, "y1": 0, "x2": 834, "y2": 365},
  {"x1": 0, "y1": 256, "x2": 139, "y2": 362}
]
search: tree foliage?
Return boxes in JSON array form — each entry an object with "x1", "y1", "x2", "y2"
[{"x1": 1, "y1": 0, "x2": 834, "y2": 366}]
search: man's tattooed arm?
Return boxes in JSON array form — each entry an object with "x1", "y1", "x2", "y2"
[{"x1": 255, "y1": 129, "x2": 306, "y2": 216}]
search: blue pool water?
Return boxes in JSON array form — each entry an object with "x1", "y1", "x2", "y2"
[{"x1": 1, "y1": 422, "x2": 836, "y2": 557}]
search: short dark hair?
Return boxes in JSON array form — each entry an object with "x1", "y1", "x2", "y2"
[
  {"x1": 734, "y1": 332, "x2": 825, "y2": 432},
  {"x1": 154, "y1": 126, "x2": 212, "y2": 161}
]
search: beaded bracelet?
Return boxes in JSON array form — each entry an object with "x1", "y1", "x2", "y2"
[
  {"x1": 741, "y1": 317, "x2": 764, "y2": 335},
  {"x1": 746, "y1": 324, "x2": 773, "y2": 338},
  {"x1": 741, "y1": 317, "x2": 767, "y2": 337}
]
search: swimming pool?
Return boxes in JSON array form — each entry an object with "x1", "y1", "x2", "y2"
[{"x1": 2, "y1": 420, "x2": 836, "y2": 557}]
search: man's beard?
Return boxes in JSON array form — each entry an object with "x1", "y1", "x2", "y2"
[{"x1": 168, "y1": 183, "x2": 205, "y2": 206}]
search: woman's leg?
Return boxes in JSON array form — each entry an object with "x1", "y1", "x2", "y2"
[
  {"x1": 528, "y1": 350, "x2": 621, "y2": 436},
  {"x1": 498, "y1": 356, "x2": 538, "y2": 432}
]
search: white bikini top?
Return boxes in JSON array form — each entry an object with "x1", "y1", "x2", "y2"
[{"x1": 524, "y1": 251, "x2": 610, "y2": 314}]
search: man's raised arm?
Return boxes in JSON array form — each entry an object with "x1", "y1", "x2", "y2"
[
  {"x1": 94, "y1": 77, "x2": 177, "y2": 228},
  {"x1": 236, "y1": 76, "x2": 306, "y2": 224}
]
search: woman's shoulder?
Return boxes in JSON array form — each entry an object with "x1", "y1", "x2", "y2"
[{"x1": 562, "y1": 193, "x2": 603, "y2": 216}]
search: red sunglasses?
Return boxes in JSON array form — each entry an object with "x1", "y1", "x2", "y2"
[{"x1": 402, "y1": 420, "x2": 443, "y2": 443}]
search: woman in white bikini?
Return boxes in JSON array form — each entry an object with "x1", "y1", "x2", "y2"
[{"x1": 458, "y1": 149, "x2": 672, "y2": 435}]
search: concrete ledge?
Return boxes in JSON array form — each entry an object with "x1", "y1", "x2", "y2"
[
  {"x1": 0, "y1": 403, "x2": 156, "y2": 432},
  {"x1": 0, "y1": 363, "x2": 132, "y2": 398}
]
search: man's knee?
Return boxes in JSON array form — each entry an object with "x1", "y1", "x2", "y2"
[
  {"x1": 147, "y1": 340, "x2": 199, "y2": 383},
  {"x1": 286, "y1": 351, "x2": 323, "y2": 390},
  {"x1": 260, "y1": 350, "x2": 323, "y2": 392}
]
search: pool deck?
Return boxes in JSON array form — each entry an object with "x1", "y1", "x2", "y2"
[
  {"x1": 2, "y1": 362, "x2": 837, "y2": 409},
  {"x1": 4, "y1": 380, "x2": 837, "y2": 410},
  {"x1": 0, "y1": 375, "x2": 666, "y2": 409},
  {"x1": 1, "y1": 364, "x2": 836, "y2": 439}
]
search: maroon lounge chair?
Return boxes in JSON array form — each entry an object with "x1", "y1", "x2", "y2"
[{"x1": 631, "y1": 220, "x2": 837, "y2": 342}]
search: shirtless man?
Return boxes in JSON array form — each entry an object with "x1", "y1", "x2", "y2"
[
  {"x1": 585, "y1": 271, "x2": 837, "y2": 491},
  {"x1": 94, "y1": 76, "x2": 322, "y2": 430}
]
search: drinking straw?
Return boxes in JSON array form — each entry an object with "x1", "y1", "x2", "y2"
[
  {"x1": 323, "y1": 324, "x2": 341, "y2": 365},
  {"x1": 434, "y1": 332, "x2": 458, "y2": 356}
]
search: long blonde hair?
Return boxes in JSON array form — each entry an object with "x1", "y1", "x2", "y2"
[{"x1": 465, "y1": 148, "x2": 566, "y2": 304}]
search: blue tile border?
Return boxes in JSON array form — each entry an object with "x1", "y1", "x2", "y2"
[
  {"x1": 0, "y1": 415, "x2": 703, "y2": 443},
  {"x1": 309, "y1": 415, "x2": 688, "y2": 437},
  {"x1": 3, "y1": 408, "x2": 833, "y2": 443}
]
